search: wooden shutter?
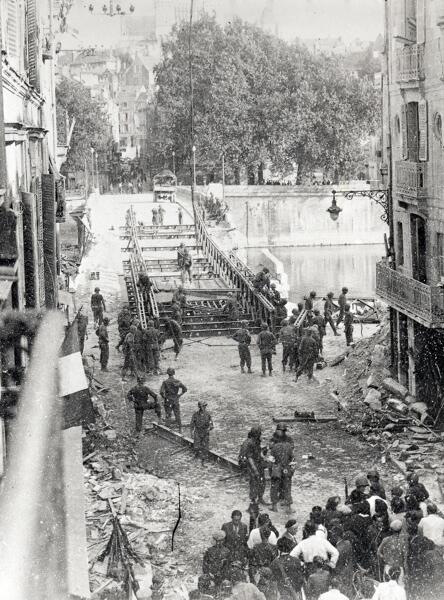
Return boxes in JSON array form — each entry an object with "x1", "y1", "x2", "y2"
[
  {"x1": 42, "y1": 174, "x2": 57, "y2": 308},
  {"x1": 401, "y1": 105, "x2": 408, "y2": 159},
  {"x1": 418, "y1": 100, "x2": 428, "y2": 161},
  {"x1": 22, "y1": 191, "x2": 39, "y2": 308},
  {"x1": 6, "y1": 0, "x2": 19, "y2": 66},
  {"x1": 26, "y1": 0, "x2": 40, "y2": 90}
]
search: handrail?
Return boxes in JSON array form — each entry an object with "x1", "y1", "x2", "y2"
[
  {"x1": 127, "y1": 206, "x2": 159, "y2": 323},
  {"x1": 191, "y1": 191, "x2": 276, "y2": 329},
  {"x1": 0, "y1": 312, "x2": 68, "y2": 600}
]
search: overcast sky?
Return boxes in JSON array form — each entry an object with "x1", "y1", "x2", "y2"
[{"x1": 66, "y1": 0, "x2": 384, "y2": 48}]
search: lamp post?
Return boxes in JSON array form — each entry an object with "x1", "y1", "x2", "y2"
[
  {"x1": 90, "y1": 148, "x2": 95, "y2": 189},
  {"x1": 222, "y1": 152, "x2": 226, "y2": 202},
  {"x1": 192, "y1": 145, "x2": 196, "y2": 189},
  {"x1": 172, "y1": 150, "x2": 176, "y2": 175},
  {"x1": 327, "y1": 188, "x2": 390, "y2": 224}
]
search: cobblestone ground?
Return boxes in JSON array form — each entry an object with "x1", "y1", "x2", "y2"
[{"x1": 73, "y1": 193, "x2": 397, "y2": 594}]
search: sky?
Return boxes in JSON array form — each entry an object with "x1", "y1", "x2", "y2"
[{"x1": 64, "y1": 0, "x2": 384, "y2": 49}]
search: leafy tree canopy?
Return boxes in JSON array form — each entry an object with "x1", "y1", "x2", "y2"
[
  {"x1": 56, "y1": 76, "x2": 112, "y2": 173},
  {"x1": 151, "y1": 15, "x2": 379, "y2": 182}
]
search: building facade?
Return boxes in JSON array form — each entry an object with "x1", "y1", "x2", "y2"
[{"x1": 377, "y1": 0, "x2": 444, "y2": 420}]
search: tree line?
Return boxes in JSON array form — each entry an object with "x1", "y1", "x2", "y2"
[{"x1": 150, "y1": 15, "x2": 380, "y2": 184}]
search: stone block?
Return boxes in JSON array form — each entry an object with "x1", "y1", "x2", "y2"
[
  {"x1": 409, "y1": 401, "x2": 428, "y2": 416},
  {"x1": 366, "y1": 373, "x2": 381, "y2": 389},
  {"x1": 382, "y1": 378, "x2": 409, "y2": 399},
  {"x1": 404, "y1": 395, "x2": 417, "y2": 405},
  {"x1": 371, "y1": 344, "x2": 386, "y2": 367},
  {"x1": 364, "y1": 388, "x2": 382, "y2": 411},
  {"x1": 386, "y1": 397, "x2": 409, "y2": 414}
]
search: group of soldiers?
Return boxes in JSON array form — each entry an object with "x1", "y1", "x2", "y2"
[{"x1": 229, "y1": 284, "x2": 353, "y2": 381}]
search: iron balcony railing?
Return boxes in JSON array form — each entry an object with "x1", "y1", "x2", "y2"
[
  {"x1": 376, "y1": 260, "x2": 444, "y2": 326},
  {"x1": 0, "y1": 312, "x2": 70, "y2": 600},
  {"x1": 394, "y1": 161, "x2": 427, "y2": 200},
  {"x1": 395, "y1": 43, "x2": 425, "y2": 83},
  {"x1": 191, "y1": 190, "x2": 276, "y2": 329}
]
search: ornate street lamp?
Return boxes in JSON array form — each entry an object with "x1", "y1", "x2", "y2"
[
  {"x1": 327, "y1": 191, "x2": 342, "y2": 221},
  {"x1": 328, "y1": 188, "x2": 390, "y2": 224},
  {"x1": 89, "y1": 1, "x2": 135, "y2": 16}
]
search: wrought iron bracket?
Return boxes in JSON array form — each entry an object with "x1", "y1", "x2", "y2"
[{"x1": 332, "y1": 189, "x2": 390, "y2": 224}]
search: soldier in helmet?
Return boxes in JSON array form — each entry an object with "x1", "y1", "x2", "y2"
[
  {"x1": 202, "y1": 531, "x2": 230, "y2": 589},
  {"x1": 336, "y1": 286, "x2": 349, "y2": 327},
  {"x1": 91, "y1": 287, "x2": 106, "y2": 326},
  {"x1": 190, "y1": 400, "x2": 214, "y2": 464},
  {"x1": 232, "y1": 320, "x2": 252, "y2": 374},
  {"x1": 324, "y1": 292, "x2": 339, "y2": 335},
  {"x1": 96, "y1": 316, "x2": 110, "y2": 371},
  {"x1": 278, "y1": 319, "x2": 296, "y2": 372},
  {"x1": 160, "y1": 367, "x2": 187, "y2": 433},
  {"x1": 344, "y1": 303, "x2": 354, "y2": 346},
  {"x1": 269, "y1": 423, "x2": 295, "y2": 512},
  {"x1": 241, "y1": 426, "x2": 267, "y2": 505},
  {"x1": 257, "y1": 322, "x2": 277, "y2": 377},
  {"x1": 223, "y1": 292, "x2": 239, "y2": 321},
  {"x1": 143, "y1": 320, "x2": 161, "y2": 374},
  {"x1": 127, "y1": 375, "x2": 161, "y2": 433}
]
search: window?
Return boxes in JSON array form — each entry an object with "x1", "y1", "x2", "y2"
[
  {"x1": 130, "y1": 136, "x2": 135, "y2": 147},
  {"x1": 120, "y1": 138, "x2": 127, "y2": 147},
  {"x1": 397, "y1": 222, "x2": 404, "y2": 266}
]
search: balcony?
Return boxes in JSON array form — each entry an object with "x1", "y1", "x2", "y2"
[
  {"x1": 394, "y1": 161, "x2": 427, "y2": 201},
  {"x1": 376, "y1": 260, "x2": 444, "y2": 327},
  {"x1": 395, "y1": 43, "x2": 425, "y2": 84}
]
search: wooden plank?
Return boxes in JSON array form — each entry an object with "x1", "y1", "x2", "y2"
[{"x1": 272, "y1": 416, "x2": 338, "y2": 424}]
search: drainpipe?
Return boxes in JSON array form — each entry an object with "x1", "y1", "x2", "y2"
[{"x1": 0, "y1": 12, "x2": 8, "y2": 200}]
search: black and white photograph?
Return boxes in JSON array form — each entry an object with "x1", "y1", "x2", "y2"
[{"x1": 0, "y1": 0, "x2": 444, "y2": 598}]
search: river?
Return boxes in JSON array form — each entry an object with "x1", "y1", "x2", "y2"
[{"x1": 247, "y1": 244, "x2": 385, "y2": 302}]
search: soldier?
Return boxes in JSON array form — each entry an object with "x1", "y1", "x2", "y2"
[
  {"x1": 232, "y1": 320, "x2": 252, "y2": 374},
  {"x1": 224, "y1": 292, "x2": 239, "y2": 321},
  {"x1": 160, "y1": 367, "x2": 187, "y2": 433},
  {"x1": 91, "y1": 287, "x2": 106, "y2": 326},
  {"x1": 138, "y1": 272, "x2": 152, "y2": 304},
  {"x1": 172, "y1": 285, "x2": 187, "y2": 310},
  {"x1": 127, "y1": 376, "x2": 161, "y2": 433},
  {"x1": 133, "y1": 322, "x2": 144, "y2": 372},
  {"x1": 295, "y1": 328, "x2": 319, "y2": 383},
  {"x1": 312, "y1": 309, "x2": 326, "y2": 355},
  {"x1": 177, "y1": 242, "x2": 186, "y2": 271},
  {"x1": 268, "y1": 283, "x2": 281, "y2": 306},
  {"x1": 77, "y1": 310, "x2": 88, "y2": 355},
  {"x1": 181, "y1": 247, "x2": 193, "y2": 284},
  {"x1": 304, "y1": 290, "x2": 317, "y2": 312},
  {"x1": 278, "y1": 319, "x2": 296, "y2": 372},
  {"x1": 121, "y1": 324, "x2": 137, "y2": 379},
  {"x1": 96, "y1": 316, "x2": 110, "y2": 371},
  {"x1": 344, "y1": 303, "x2": 354, "y2": 346},
  {"x1": 164, "y1": 317, "x2": 183, "y2": 359},
  {"x1": 324, "y1": 292, "x2": 340, "y2": 336},
  {"x1": 257, "y1": 322, "x2": 277, "y2": 377},
  {"x1": 275, "y1": 299, "x2": 288, "y2": 325},
  {"x1": 241, "y1": 426, "x2": 267, "y2": 505},
  {"x1": 116, "y1": 306, "x2": 132, "y2": 350},
  {"x1": 202, "y1": 531, "x2": 230, "y2": 589},
  {"x1": 152, "y1": 206, "x2": 158, "y2": 226},
  {"x1": 143, "y1": 320, "x2": 161, "y2": 374},
  {"x1": 269, "y1": 426, "x2": 295, "y2": 512},
  {"x1": 253, "y1": 267, "x2": 270, "y2": 293},
  {"x1": 190, "y1": 400, "x2": 214, "y2": 464},
  {"x1": 158, "y1": 204, "x2": 166, "y2": 225},
  {"x1": 170, "y1": 300, "x2": 183, "y2": 324},
  {"x1": 336, "y1": 286, "x2": 349, "y2": 326},
  {"x1": 178, "y1": 206, "x2": 183, "y2": 225}
]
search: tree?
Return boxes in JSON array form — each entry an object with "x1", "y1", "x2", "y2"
[
  {"x1": 56, "y1": 77, "x2": 112, "y2": 174},
  {"x1": 150, "y1": 15, "x2": 380, "y2": 183}
]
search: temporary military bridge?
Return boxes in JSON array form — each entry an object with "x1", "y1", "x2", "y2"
[{"x1": 120, "y1": 195, "x2": 280, "y2": 338}]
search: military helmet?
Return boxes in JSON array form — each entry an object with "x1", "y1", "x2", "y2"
[
  {"x1": 94, "y1": 287, "x2": 100, "y2": 292},
  {"x1": 166, "y1": 367, "x2": 175, "y2": 376},
  {"x1": 276, "y1": 422, "x2": 288, "y2": 431}
]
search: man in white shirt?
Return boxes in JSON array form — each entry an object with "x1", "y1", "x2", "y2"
[
  {"x1": 372, "y1": 567, "x2": 406, "y2": 600},
  {"x1": 247, "y1": 514, "x2": 278, "y2": 549},
  {"x1": 418, "y1": 503, "x2": 444, "y2": 546},
  {"x1": 290, "y1": 522, "x2": 339, "y2": 569},
  {"x1": 319, "y1": 578, "x2": 349, "y2": 600}
]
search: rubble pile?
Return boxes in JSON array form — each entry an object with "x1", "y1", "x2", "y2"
[{"x1": 332, "y1": 313, "x2": 444, "y2": 502}]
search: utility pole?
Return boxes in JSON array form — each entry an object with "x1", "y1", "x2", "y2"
[{"x1": 189, "y1": 0, "x2": 195, "y2": 201}]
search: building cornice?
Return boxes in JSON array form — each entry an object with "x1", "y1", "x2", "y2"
[{"x1": 2, "y1": 60, "x2": 45, "y2": 107}]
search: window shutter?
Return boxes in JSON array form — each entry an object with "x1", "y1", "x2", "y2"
[
  {"x1": 401, "y1": 105, "x2": 408, "y2": 159},
  {"x1": 22, "y1": 191, "x2": 39, "y2": 308},
  {"x1": 6, "y1": 0, "x2": 19, "y2": 66},
  {"x1": 418, "y1": 100, "x2": 428, "y2": 161},
  {"x1": 26, "y1": 0, "x2": 40, "y2": 90},
  {"x1": 42, "y1": 174, "x2": 57, "y2": 308}
]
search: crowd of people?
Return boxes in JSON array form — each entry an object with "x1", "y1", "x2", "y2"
[
  {"x1": 199, "y1": 193, "x2": 229, "y2": 224},
  {"x1": 190, "y1": 453, "x2": 444, "y2": 600}
]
